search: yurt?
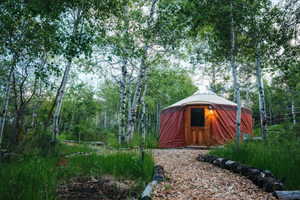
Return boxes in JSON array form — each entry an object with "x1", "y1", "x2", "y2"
[{"x1": 159, "y1": 90, "x2": 253, "y2": 148}]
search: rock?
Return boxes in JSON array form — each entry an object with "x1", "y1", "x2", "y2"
[
  {"x1": 153, "y1": 165, "x2": 165, "y2": 182},
  {"x1": 263, "y1": 177, "x2": 284, "y2": 192}
]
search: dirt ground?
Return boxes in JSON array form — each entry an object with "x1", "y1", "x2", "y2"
[{"x1": 152, "y1": 149, "x2": 276, "y2": 200}]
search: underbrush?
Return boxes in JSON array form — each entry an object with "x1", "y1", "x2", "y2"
[
  {"x1": 107, "y1": 132, "x2": 158, "y2": 149},
  {"x1": 210, "y1": 123, "x2": 300, "y2": 190},
  {"x1": 59, "y1": 151, "x2": 154, "y2": 183},
  {"x1": 0, "y1": 141, "x2": 154, "y2": 200}
]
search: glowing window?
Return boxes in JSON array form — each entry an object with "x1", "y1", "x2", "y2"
[{"x1": 191, "y1": 108, "x2": 205, "y2": 127}]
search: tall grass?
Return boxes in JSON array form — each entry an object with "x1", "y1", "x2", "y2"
[
  {"x1": 0, "y1": 144, "x2": 154, "y2": 200},
  {"x1": 0, "y1": 157, "x2": 58, "y2": 200},
  {"x1": 210, "y1": 123, "x2": 300, "y2": 189},
  {"x1": 107, "y1": 132, "x2": 158, "y2": 149},
  {"x1": 59, "y1": 151, "x2": 154, "y2": 182}
]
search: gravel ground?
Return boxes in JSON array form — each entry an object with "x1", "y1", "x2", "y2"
[{"x1": 152, "y1": 149, "x2": 276, "y2": 200}]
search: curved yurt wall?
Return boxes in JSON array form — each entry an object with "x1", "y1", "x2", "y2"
[{"x1": 159, "y1": 90, "x2": 253, "y2": 148}]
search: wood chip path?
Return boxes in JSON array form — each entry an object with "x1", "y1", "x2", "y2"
[{"x1": 152, "y1": 149, "x2": 276, "y2": 200}]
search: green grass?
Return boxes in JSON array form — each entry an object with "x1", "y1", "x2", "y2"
[
  {"x1": 0, "y1": 157, "x2": 58, "y2": 200},
  {"x1": 59, "y1": 151, "x2": 154, "y2": 182},
  {"x1": 58, "y1": 143, "x2": 96, "y2": 155},
  {"x1": 107, "y1": 132, "x2": 158, "y2": 149},
  {"x1": 210, "y1": 124, "x2": 300, "y2": 189},
  {"x1": 0, "y1": 144, "x2": 154, "y2": 200}
]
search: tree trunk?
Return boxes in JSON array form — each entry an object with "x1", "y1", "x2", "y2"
[
  {"x1": 211, "y1": 64, "x2": 216, "y2": 92},
  {"x1": 0, "y1": 67, "x2": 14, "y2": 147},
  {"x1": 255, "y1": 45, "x2": 268, "y2": 139},
  {"x1": 125, "y1": 0, "x2": 158, "y2": 142},
  {"x1": 291, "y1": 96, "x2": 296, "y2": 125},
  {"x1": 274, "y1": 191, "x2": 300, "y2": 200},
  {"x1": 156, "y1": 103, "x2": 160, "y2": 136},
  {"x1": 126, "y1": 56, "x2": 148, "y2": 141},
  {"x1": 268, "y1": 87, "x2": 273, "y2": 125},
  {"x1": 230, "y1": 1, "x2": 241, "y2": 149},
  {"x1": 118, "y1": 61, "x2": 128, "y2": 144},
  {"x1": 141, "y1": 84, "x2": 148, "y2": 142},
  {"x1": 12, "y1": 109, "x2": 23, "y2": 145},
  {"x1": 104, "y1": 111, "x2": 107, "y2": 129},
  {"x1": 52, "y1": 60, "x2": 72, "y2": 142},
  {"x1": 51, "y1": 9, "x2": 82, "y2": 143}
]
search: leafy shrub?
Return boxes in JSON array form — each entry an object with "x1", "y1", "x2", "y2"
[
  {"x1": 106, "y1": 132, "x2": 120, "y2": 148},
  {"x1": 17, "y1": 133, "x2": 57, "y2": 157}
]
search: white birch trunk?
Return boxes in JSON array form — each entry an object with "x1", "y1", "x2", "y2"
[
  {"x1": 52, "y1": 60, "x2": 72, "y2": 141},
  {"x1": 141, "y1": 84, "x2": 148, "y2": 142},
  {"x1": 291, "y1": 97, "x2": 296, "y2": 125},
  {"x1": 255, "y1": 46, "x2": 268, "y2": 139},
  {"x1": 0, "y1": 67, "x2": 14, "y2": 147},
  {"x1": 156, "y1": 103, "x2": 160, "y2": 134},
  {"x1": 104, "y1": 111, "x2": 107, "y2": 129},
  {"x1": 125, "y1": 0, "x2": 158, "y2": 142},
  {"x1": 126, "y1": 57, "x2": 147, "y2": 141},
  {"x1": 118, "y1": 62, "x2": 128, "y2": 144},
  {"x1": 230, "y1": 1, "x2": 241, "y2": 148},
  {"x1": 211, "y1": 64, "x2": 216, "y2": 92},
  {"x1": 51, "y1": 10, "x2": 81, "y2": 142}
]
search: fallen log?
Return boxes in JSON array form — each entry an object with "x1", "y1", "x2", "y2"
[
  {"x1": 141, "y1": 165, "x2": 165, "y2": 200},
  {"x1": 141, "y1": 180, "x2": 158, "y2": 200},
  {"x1": 273, "y1": 191, "x2": 300, "y2": 200}
]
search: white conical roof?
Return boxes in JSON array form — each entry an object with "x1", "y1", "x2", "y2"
[{"x1": 165, "y1": 89, "x2": 236, "y2": 109}]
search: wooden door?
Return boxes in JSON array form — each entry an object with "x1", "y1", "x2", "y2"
[{"x1": 184, "y1": 106, "x2": 211, "y2": 146}]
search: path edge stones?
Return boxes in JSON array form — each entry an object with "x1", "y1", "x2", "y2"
[{"x1": 196, "y1": 154, "x2": 284, "y2": 196}]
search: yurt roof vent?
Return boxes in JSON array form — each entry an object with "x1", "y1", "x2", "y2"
[{"x1": 192, "y1": 89, "x2": 216, "y2": 96}]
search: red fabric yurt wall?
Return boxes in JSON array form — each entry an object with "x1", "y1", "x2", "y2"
[
  {"x1": 159, "y1": 107, "x2": 186, "y2": 148},
  {"x1": 159, "y1": 104, "x2": 253, "y2": 148},
  {"x1": 209, "y1": 105, "x2": 252, "y2": 145}
]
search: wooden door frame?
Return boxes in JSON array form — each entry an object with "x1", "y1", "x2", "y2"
[{"x1": 184, "y1": 105, "x2": 211, "y2": 146}]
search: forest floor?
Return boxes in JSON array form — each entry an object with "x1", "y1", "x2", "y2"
[{"x1": 152, "y1": 149, "x2": 276, "y2": 200}]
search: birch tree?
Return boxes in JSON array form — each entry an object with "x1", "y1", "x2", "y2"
[
  {"x1": 255, "y1": 46, "x2": 268, "y2": 139},
  {"x1": 51, "y1": 8, "x2": 82, "y2": 142},
  {"x1": 242, "y1": 0, "x2": 279, "y2": 140},
  {"x1": 0, "y1": 66, "x2": 14, "y2": 147},
  {"x1": 125, "y1": 0, "x2": 159, "y2": 141},
  {"x1": 0, "y1": 1, "x2": 59, "y2": 146},
  {"x1": 229, "y1": 1, "x2": 242, "y2": 148},
  {"x1": 50, "y1": 0, "x2": 124, "y2": 142}
]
